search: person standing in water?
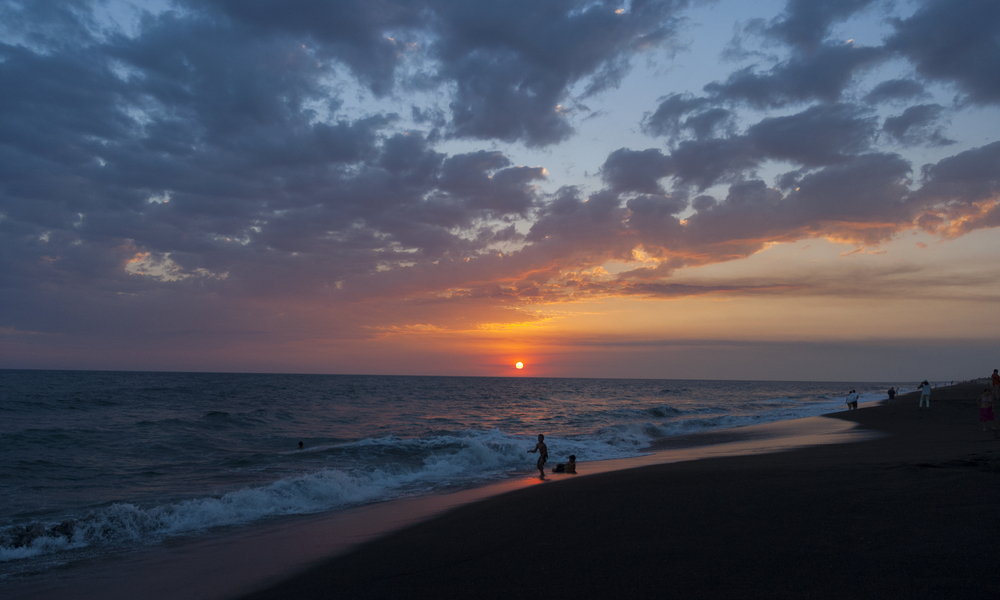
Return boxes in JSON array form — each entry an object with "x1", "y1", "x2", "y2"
[{"x1": 528, "y1": 434, "x2": 548, "y2": 479}]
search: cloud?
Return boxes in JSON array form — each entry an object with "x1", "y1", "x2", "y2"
[
  {"x1": 642, "y1": 93, "x2": 735, "y2": 143},
  {"x1": 917, "y1": 141, "x2": 1000, "y2": 204},
  {"x1": 632, "y1": 103, "x2": 879, "y2": 190},
  {"x1": 886, "y1": 0, "x2": 1000, "y2": 106},
  {"x1": 764, "y1": 0, "x2": 881, "y2": 52},
  {"x1": 905, "y1": 141, "x2": 1000, "y2": 237},
  {"x1": 0, "y1": 10, "x2": 550, "y2": 305},
  {"x1": 434, "y1": 0, "x2": 690, "y2": 146},
  {"x1": 882, "y1": 104, "x2": 955, "y2": 147},
  {"x1": 704, "y1": 43, "x2": 885, "y2": 109},
  {"x1": 188, "y1": 0, "x2": 693, "y2": 147},
  {"x1": 746, "y1": 103, "x2": 877, "y2": 166},
  {"x1": 601, "y1": 148, "x2": 673, "y2": 193},
  {"x1": 194, "y1": 0, "x2": 422, "y2": 97},
  {"x1": 1, "y1": 0, "x2": 1000, "y2": 372},
  {"x1": 679, "y1": 153, "x2": 912, "y2": 250},
  {"x1": 863, "y1": 78, "x2": 927, "y2": 105},
  {"x1": 436, "y1": 150, "x2": 546, "y2": 214}
]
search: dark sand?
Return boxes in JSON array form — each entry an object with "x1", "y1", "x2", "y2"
[
  {"x1": 238, "y1": 382, "x2": 1000, "y2": 599},
  {"x1": 0, "y1": 411, "x2": 869, "y2": 600}
]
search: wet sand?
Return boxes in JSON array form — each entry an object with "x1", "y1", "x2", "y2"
[
  {"x1": 3, "y1": 401, "x2": 874, "y2": 600},
  {"x1": 238, "y1": 382, "x2": 1000, "y2": 599}
]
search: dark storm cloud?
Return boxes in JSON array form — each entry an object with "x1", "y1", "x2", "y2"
[
  {"x1": 882, "y1": 104, "x2": 955, "y2": 147},
  {"x1": 886, "y1": 0, "x2": 1000, "y2": 106}
]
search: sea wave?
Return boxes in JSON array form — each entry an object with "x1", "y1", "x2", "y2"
[
  {"x1": 0, "y1": 374, "x2": 913, "y2": 567},
  {"x1": 0, "y1": 429, "x2": 564, "y2": 562}
]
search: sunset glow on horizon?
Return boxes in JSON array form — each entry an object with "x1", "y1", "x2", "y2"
[{"x1": 1, "y1": 0, "x2": 999, "y2": 381}]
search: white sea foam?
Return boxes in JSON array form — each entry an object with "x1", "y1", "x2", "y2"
[
  {"x1": 0, "y1": 430, "x2": 558, "y2": 561},
  {"x1": 1, "y1": 377, "x2": 916, "y2": 565}
]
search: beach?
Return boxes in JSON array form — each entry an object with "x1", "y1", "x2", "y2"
[{"x1": 238, "y1": 382, "x2": 1000, "y2": 599}]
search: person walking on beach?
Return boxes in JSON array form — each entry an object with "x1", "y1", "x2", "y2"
[
  {"x1": 887, "y1": 387, "x2": 896, "y2": 402},
  {"x1": 977, "y1": 389, "x2": 996, "y2": 433},
  {"x1": 991, "y1": 369, "x2": 999, "y2": 401},
  {"x1": 918, "y1": 381, "x2": 931, "y2": 408},
  {"x1": 845, "y1": 390, "x2": 859, "y2": 410},
  {"x1": 528, "y1": 434, "x2": 548, "y2": 479}
]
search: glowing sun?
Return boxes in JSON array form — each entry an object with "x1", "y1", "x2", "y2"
[{"x1": 515, "y1": 362, "x2": 524, "y2": 370}]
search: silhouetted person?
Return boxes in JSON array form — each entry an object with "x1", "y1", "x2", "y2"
[
  {"x1": 298, "y1": 441, "x2": 304, "y2": 450},
  {"x1": 845, "y1": 390, "x2": 859, "y2": 410},
  {"x1": 528, "y1": 434, "x2": 548, "y2": 479},
  {"x1": 887, "y1": 387, "x2": 896, "y2": 401},
  {"x1": 992, "y1": 369, "x2": 999, "y2": 401},
  {"x1": 552, "y1": 455, "x2": 576, "y2": 474}
]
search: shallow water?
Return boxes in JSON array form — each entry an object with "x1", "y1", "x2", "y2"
[
  {"x1": 0, "y1": 370, "x2": 910, "y2": 580},
  {"x1": 2, "y1": 415, "x2": 880, "y2": 600}
]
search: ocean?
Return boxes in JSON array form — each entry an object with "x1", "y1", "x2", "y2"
[{"x1": 0, "y1": 370, "x2": 910, "y2": 583}]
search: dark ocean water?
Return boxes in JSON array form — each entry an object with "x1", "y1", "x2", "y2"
[{"x1": 0, "y1": 370, "x2": 908, "y2": 580}]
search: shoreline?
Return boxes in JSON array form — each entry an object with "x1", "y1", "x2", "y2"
[
  {"x1": 235, "y1": 381, "x2": 1000, "y2": 599},
  {"x1": 2, "y1": 392, "x2": 890, "y2": 600}
]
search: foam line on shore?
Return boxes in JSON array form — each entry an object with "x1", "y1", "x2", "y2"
[
  {"x1": 231, "y1": 382, "x2": 996, "y2": 600},
  {"x1": 2, "y1": 411, "x2": 878, "y2": 600}
]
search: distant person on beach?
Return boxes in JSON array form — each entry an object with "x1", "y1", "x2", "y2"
[
  {"x1": 887, "y1": 387, "x2": 896, "y2": 402},
  {"x1": 552, "y1": 455, "x2": 577, "y2": 474},
  {"x1": 528, "y1": 434, "x2": 548, "y2": 479},
  {"x1": 977, "y1": 389, "x2": 996, "y2": 432},
  {"x1": 991, "y1": 369, "x2": 999, "y2": 401},
  {"x1": 918, "y1": 381, "x2": 931, "y2": 408},
  {"x1": 845, "y1": 390, "x2": 859, "y2": 410},
  {"x1": 298, "y1": 441, "x2": 304, "y2": 449}
]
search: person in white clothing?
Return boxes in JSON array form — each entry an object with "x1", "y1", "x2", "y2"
[{"x1": 918, "y1": 380, "x2": 931, "y2": 408}]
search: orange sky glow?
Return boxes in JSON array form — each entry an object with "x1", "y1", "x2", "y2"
[{"x1": 2, "y1": 0, "x2": 999, "y2": 381}]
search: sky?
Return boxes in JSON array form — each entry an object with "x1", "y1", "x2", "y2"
[{"x1": 1, "y1": 0, "x2": 999, "y2": 381}]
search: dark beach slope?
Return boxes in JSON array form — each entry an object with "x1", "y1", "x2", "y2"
[{"x1": 238, "y1": 383, "x2": 1000, "y2": 600}]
